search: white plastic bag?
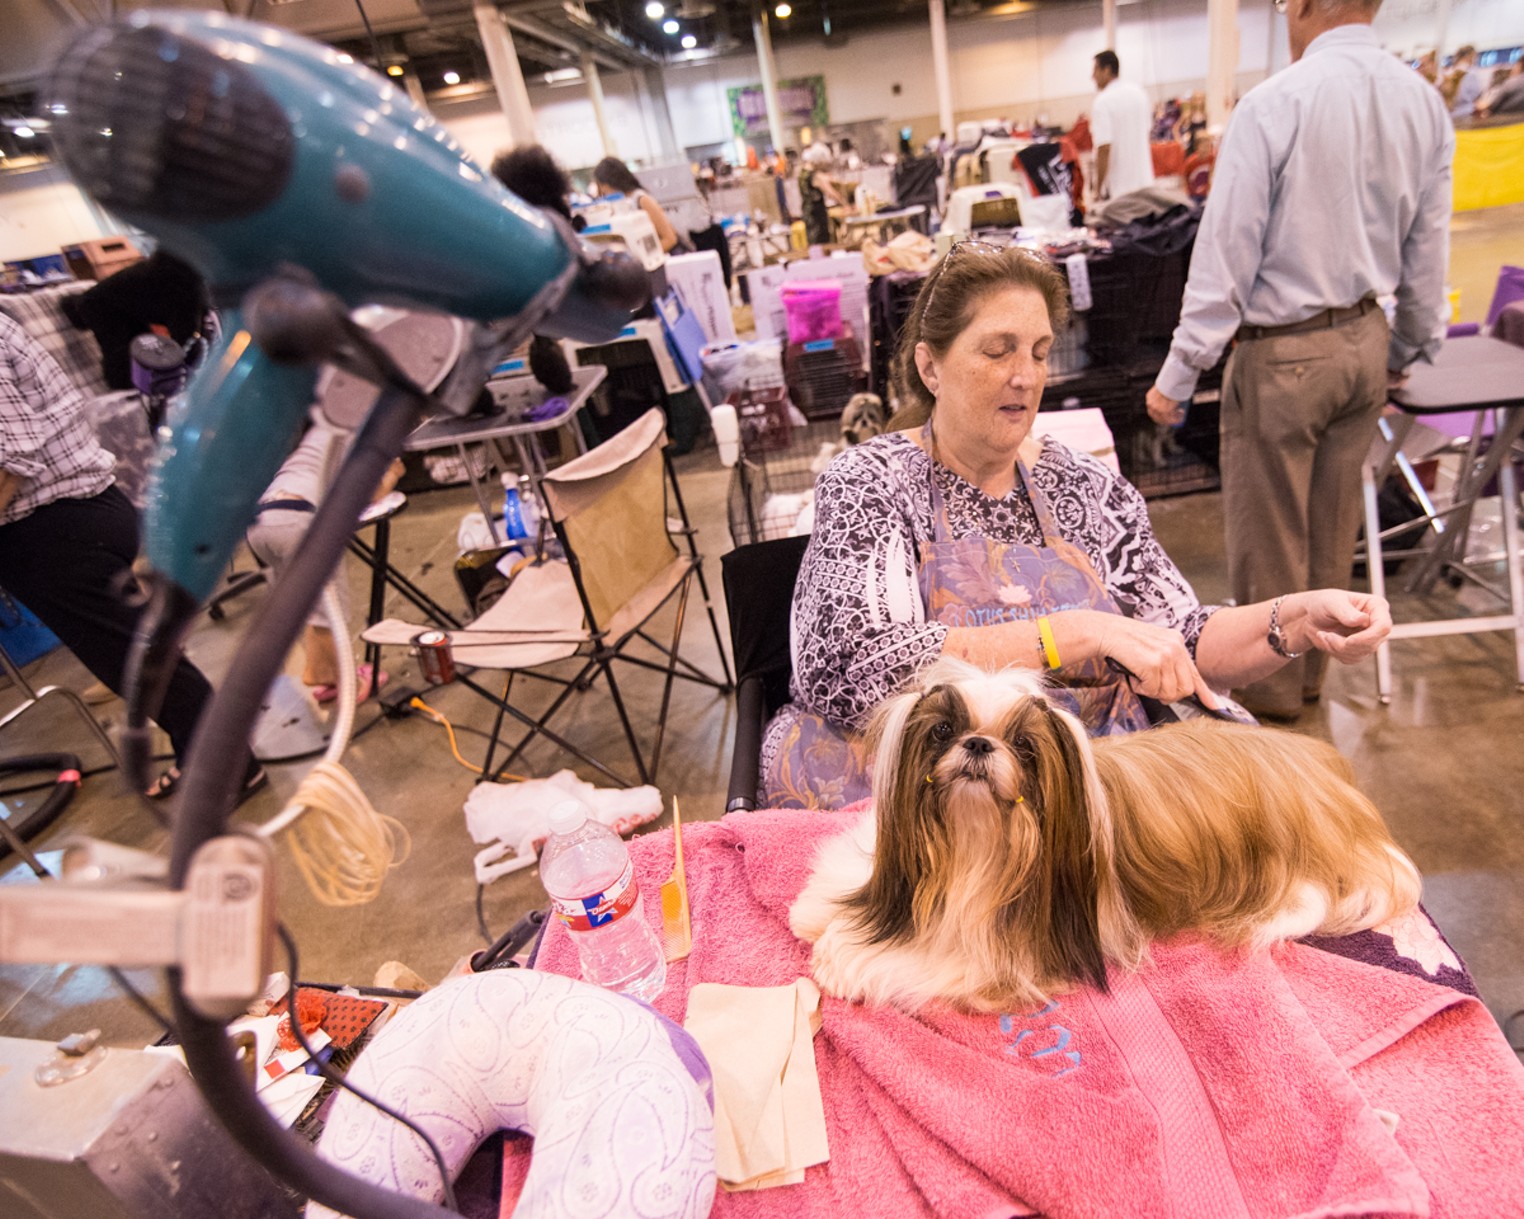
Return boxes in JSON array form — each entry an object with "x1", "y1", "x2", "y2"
[
  {"x1": 464, "y1": 770, "x2": 664, "y2": 884},
  {"x1": 457, "y1": 511, "x2": 497, "y2": 555}
]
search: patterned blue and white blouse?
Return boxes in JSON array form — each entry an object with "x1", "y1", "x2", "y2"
[{"x1": 784, "y1": 430, "x2": 1219, "y2": 730}]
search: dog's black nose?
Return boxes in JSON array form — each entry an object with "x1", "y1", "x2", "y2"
[{"x1": 963, "y1": 737, "x2": 994, "y2": 756}]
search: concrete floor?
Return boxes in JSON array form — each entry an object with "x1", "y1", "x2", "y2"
[{"x1": 3, "y1": 205, "x2": 1523, "y2": 1057}]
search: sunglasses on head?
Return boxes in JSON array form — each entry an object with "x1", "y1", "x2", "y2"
[{"x1": 924, "y1": 240, "x2": 1050, "y2": 315}]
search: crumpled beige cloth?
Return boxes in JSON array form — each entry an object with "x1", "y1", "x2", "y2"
[{"x1": 684, "y1": 977, "x2": 830, "y2": 1191}]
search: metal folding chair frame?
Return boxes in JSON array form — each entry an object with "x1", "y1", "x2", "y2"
[
  {"x1": 0, "y1": 641, "x2": 122, "y2": 769},
  {"x1": 468, "y1": 446, "x2": 733, "y2": 788}
]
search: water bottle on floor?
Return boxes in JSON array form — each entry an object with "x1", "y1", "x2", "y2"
[{"x1": 540, "y1": 802, "x2": 666, "y2": 1002}]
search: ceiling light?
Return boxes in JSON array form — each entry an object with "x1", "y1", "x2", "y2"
[
  {"x1": 662, "y1": 18, "x2": 680, "y2": 34},
  {"x1": 681, "y1": 34, "x2": 697, "y2": 48},
  {"x1": 386, "y1": 64, "x2": 404, "y2": 77},
  {"x1": 442, "y1": 70, "x2": 461, "y2": 85},
  {"x1": 15, "y1": 126, "x2": 35, "y2": 139},
  {"x1": 775, "y1": 3, "x2": 792, "y2": 17},
  {"x1": 646, "y1": 2, "x2": 664, "y2": 17}
]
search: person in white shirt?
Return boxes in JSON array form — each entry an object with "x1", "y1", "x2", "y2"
[
  {"x1": 1145, "y1": 0, "x2": 1453, "y2": 720},
  {"x1": 1090, "y1": 51, "x2": 1156, "y2": 199}
]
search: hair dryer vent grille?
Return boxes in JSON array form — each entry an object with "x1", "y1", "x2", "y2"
[{"x1": 48, "y1": 23, "x2": 293, "y2": 223}]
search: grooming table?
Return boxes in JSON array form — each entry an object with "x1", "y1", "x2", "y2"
[
  {"x1": 1361, "y1": 336, "x2": 1524, "y2": 702},
  {"x1": 514, "y1": 809, "x2": 1524, "y2": 1218},
  {"x1": 404, "y1": 364, "x2": 605, "y2": 545}
]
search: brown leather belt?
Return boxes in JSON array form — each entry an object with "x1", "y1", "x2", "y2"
[{"x1": 1236, "y1": 297, "x2": 1380, "y2": 342}]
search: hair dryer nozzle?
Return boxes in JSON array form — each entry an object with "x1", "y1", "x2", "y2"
[{"x1": 48, "y1": 21, "x2": 294, "y2": 223}]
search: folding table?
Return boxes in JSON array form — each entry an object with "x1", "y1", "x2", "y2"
[{"x1": 403, "y1": 364, "x2": 606, "y2": 545}]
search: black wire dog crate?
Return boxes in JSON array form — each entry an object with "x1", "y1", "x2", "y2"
[
  {"x1": 1042, "y1": 363, "x2": 1224, "y2": 499},
  {"x1": 726, "y1": 406, "x2": 844, "y2": 547}
]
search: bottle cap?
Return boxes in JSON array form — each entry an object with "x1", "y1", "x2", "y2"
[{"x1": 547, "y1": 801, "x2": 588, "y2": 836}]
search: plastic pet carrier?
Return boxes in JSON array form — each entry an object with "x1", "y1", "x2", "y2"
[{"x1": 783, "y1": 325, "x2": 868, "y2": 420}]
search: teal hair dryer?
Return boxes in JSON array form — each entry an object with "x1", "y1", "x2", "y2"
[{"x1": 48, "y1": 9, "x2": 645, "y2": 603}]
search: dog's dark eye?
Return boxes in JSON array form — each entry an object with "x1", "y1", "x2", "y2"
[
  {"x1": 1009, "y1": 733, "x2": 1030, "y2": 753},
  {"x1": 931, "y1": 721, "x2": 954, "y2": 742}
]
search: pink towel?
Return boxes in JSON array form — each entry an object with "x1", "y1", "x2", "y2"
[{"x1": 513, "y1": 809, "x2": 1524, "y2": 1219}]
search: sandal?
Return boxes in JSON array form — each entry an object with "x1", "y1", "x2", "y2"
[
  {"x1": 312, "y1": 664, "x2": 390, "y2": 706},
  {"x1": 146, "y1": 764, "x2": 269, "y2": 804},
  {"x1": 145, "y1": 766, "x2": 181, "y2": 799}
]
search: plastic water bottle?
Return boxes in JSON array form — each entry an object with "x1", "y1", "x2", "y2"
[
  {"x1": 540, "y1": 802, "x2": 666, "y2": 1002},
  {"x1": 500, "y1": 473, "x2": 538, "y2": 544},
  {"x1": 516, "y1": 475, "x2": 541, "y2": 544}
]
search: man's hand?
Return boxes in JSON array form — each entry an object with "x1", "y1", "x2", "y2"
[
  {"x1": 1387, "y1": 368, "x2": 1410, "y2": 392},
  {"x1": 1146, "y1": 386, "x2": 1185, "y2": 426}
]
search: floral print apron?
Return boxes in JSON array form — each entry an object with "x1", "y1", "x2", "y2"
[{"x1": 762, "y1": 432, "x2": 1150, "y2": 809}]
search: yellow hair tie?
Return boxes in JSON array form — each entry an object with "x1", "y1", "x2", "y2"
[{"x1": 1037, "y1": 616, "x2": 1061, "y2": 671}]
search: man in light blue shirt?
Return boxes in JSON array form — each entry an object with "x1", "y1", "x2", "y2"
[{"x1": 1145, "y1": 0, "x2": 1452, "y2": 720}]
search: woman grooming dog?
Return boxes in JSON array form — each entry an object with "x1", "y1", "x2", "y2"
[{"x1": 761, "y1": 244, "x2": 1392, "y2": 808}]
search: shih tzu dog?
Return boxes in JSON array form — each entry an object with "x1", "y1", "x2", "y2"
[
  {"x1": 839, "y1": 393, "x2": 888, "y2": 447},
  {"x1": 789, "y1": 659, "x2": 1420, "y2": 1012}
]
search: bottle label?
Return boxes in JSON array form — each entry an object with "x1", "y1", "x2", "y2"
[
  {"x1": 550, "y1": 859, "x2": 640, "y2": 931},
  {"x1": 502, "y1": 488, "x2": 529, "y2": 540}
]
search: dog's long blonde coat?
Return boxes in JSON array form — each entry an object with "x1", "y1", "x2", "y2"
[{"x1": 789, "y1": 660, "x2": 1421, "y2": 1013}]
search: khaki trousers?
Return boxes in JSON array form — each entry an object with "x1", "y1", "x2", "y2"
[{"x1": 1219, "y1": 307, "x2": 1389, "y2": 714}]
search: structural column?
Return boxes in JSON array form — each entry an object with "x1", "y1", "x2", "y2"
[
  {"x1": 582, "y1": 52, "x2": 616, "y2": 157},
  {"x1": 928, "y1": 0, "x2": 955, "y2": 142},
  {"x1": 751, "y1": 9, "x2": 787, "y2": 153},
  {"x1": 400, "y1": 69, "x2": 430, "y2": 112},
  {"x1": 643, "y1": 67, "x2": 682, "y2": 161},
  {"x1": 1102, "y1": 0, "x2": 1116, "y2": 52},
  {"x1": 474, "y1": 0, "x2": 538, "y2": 146},
  {"x1": 1204, "y1": 0, "x2": 1240, "y2": 130}
]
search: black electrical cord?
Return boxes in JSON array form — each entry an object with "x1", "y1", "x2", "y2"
[
  {"x1": 475, "y1": 883, "x2": 493, "y2": 945},
  {"x1": 351, "y1": 0, "x2": 387, "y2": 75},
  {"x1": 0, "y1": 754, "x2": 83, "y2": 863},
  {"x1": 276, "y1": 925, "x2": 459, "y2": 1213},
  {"x1": 0, "y1": 761, "x2": 116, "y2": 801}
]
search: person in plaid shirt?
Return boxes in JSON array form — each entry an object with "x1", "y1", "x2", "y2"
[{"x1": 0, "y1": 312, "x2": 263, "y2": 801}]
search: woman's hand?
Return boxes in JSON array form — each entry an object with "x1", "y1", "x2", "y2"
[
  {"x1": 1071, "y1": 610, "x2": 1222, "y2": 709},
  {"x1": 1285, "y1": 589, "x2": 1392, "y2": 663}
]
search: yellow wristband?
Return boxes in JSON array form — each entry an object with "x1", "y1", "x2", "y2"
[{"x1": 1037, "y1": 616, "x2": 1061, "y2": 671}]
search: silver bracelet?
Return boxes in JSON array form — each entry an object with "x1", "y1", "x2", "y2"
[{"x1": 1267, "y1": 596, "x2": 1304, "y2": 660}]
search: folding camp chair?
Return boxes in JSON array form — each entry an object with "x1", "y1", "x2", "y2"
[{"x1": 365, "y1": 408, "x2": 732, "y2": 787}]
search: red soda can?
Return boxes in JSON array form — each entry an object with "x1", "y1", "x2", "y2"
[{"x1": 413, "y1": 630, "x2": 455, "y2": 685}]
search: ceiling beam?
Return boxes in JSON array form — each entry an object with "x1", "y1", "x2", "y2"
[
  {"x1": 498, "y1": 12, "x2": 629, "y2": 71},
  {"x1": 552, "y1": 3, "x2": 666, "y2": 70}
]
